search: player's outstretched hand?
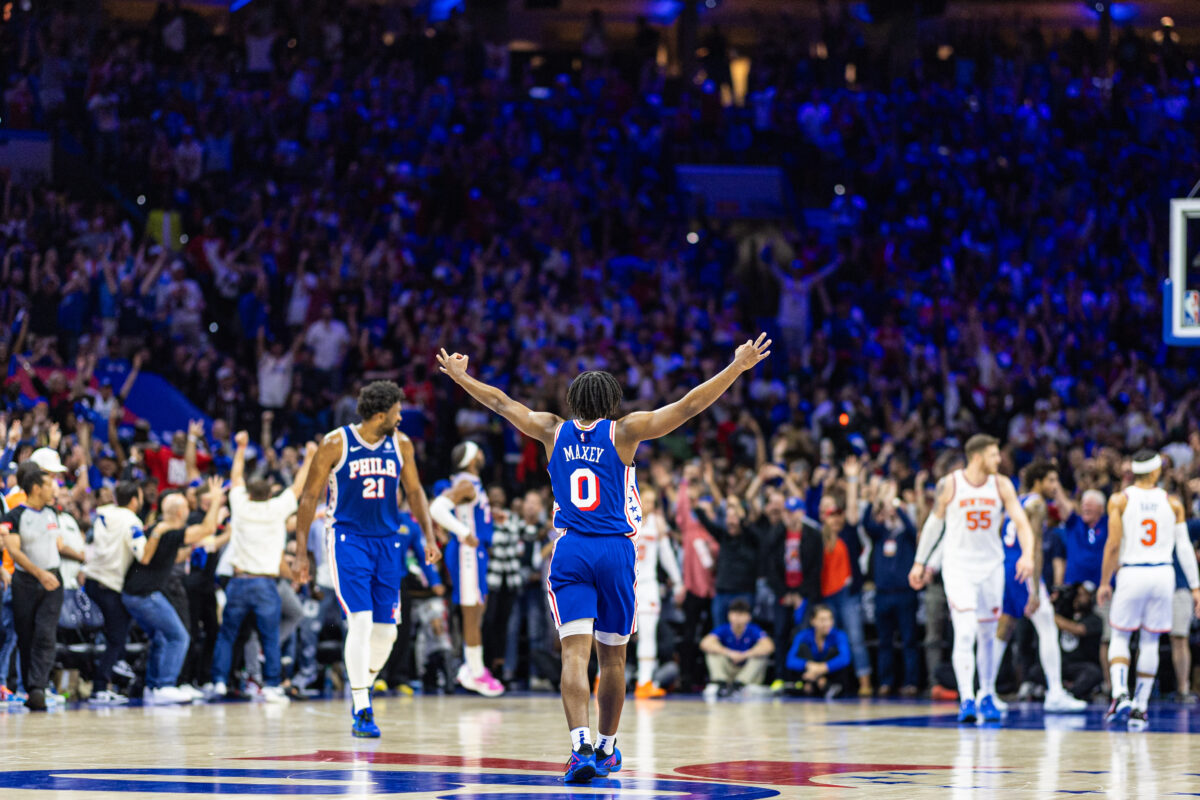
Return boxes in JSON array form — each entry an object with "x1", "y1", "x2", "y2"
[
  {"x1": 1097, "y1": 584, "x2": 1112, "y2": 607},
  {"x1": 733, "y1": 333, "x2": 771, "y2": 372},
  {"x1": 437, "y1": 348, "x2": 469, "y2": 381}
]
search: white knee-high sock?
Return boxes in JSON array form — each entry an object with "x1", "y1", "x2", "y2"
[
  {"x1": 1031, "y1": 597, "x2": 1064, "y2": 695},
  {"x1": 369, "y1": 623, "x2": 399, "y2": 681},
  {"x1": 345, "y1": 611, "x2": 373, "y2": 712},
  {"x1": 977, "y1": 619, "x2": 1000, "y2": 698},
  {"x1": 637, "y1": 613, "x2": 658, "y2": 684},
  {"x1": 951, "y1": 609, "x2": 980, "y2": 701},
  {"x1": 1109, "y1": 629, "x2": 1132, "y2": 699},
  {"x1": 1133, "y1": 635, "x2": 1160, "y2": 711}
]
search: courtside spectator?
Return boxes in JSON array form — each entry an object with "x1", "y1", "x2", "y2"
[
  {"x1": 785, "y1": 604, "x2": 853, "y2": 699},
  {"x1": 123, "y1": 478, "x2": 225, "y2": 705},
  {"x1": 209, "y1": 434, "x2": 313, "y2": 702},
  {"x1": 85, "y1": 481, "x2": 144, "y2": 705},
  {"x1": 699, "y1": 598, "x2": 774, "y2": 697}
]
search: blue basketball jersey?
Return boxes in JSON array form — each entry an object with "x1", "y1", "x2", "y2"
[
  {"x1": 326, "y1": 425, "x2": 405, "y2": 538},
  {"x1": 548, "y1": 419, "x2": 641, "y2": 537},
  {"x1": 1002, "y1": 494, "x2": 1032, "y2": 557},
  {"x1": 450, "y1": 470, "x2": 494, "y2": 545}
]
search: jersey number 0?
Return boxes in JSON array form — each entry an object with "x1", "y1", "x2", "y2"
[{"x1": 569, "y1": 468, "x2": 600, "y2": 511}]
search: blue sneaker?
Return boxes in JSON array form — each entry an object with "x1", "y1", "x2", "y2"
[
  {"x1": 1104, "y1": 694, "x2": 1132, "y2": 725},
  {"x1": 979, "y1": 694, "x2": 1002, "y2": 723},
  {"x1": 351, "y1": 707, "x2": 381, "y2": 738},
  {"x1": 957, "y1": 698, "x2": 977, "y2": 723},
  {"x1": 595, "y1": 747, "x2": 622, "y2": 777},
  {"x1": 563, "y1": 745, "x2": 596, "y2": 784}
]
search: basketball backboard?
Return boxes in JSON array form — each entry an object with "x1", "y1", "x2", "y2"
[{"x1": 1164, "y1": 198, "x2": 1200, "y2": 346}]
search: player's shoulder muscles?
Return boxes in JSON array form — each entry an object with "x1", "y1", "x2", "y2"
[
  {"x1": 395, "y1": 432, "x2": 414, "y2": 458},
  {"x1": 447, "y1": 478, "x2": 477, "y2": 503},
  {"x1": 933, "y1": 473, "x2": 954, "y2": 514},
  {"x1": 1108, "y1": 491, "x2": 1128, "y2": 515},
  {"x1": 1169, "y1": 494, "x2": 1186, "y2": 521},
  {"x1": 304, "y1": 431, "x2": 344, "y2": 490},
  {"x1": 995, "y1": 473, "x2": 1018, "y2": 499}
]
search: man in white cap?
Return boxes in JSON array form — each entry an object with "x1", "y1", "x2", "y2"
[
  {"x1": 28, "y1": 447, "x2": 68, "y2": 476},
  {"x1": 1100, "y1": 449, "x2": 1200, "y2": 729}
]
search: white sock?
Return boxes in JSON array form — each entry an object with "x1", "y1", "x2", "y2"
[
  {"x1": 345, "y1": 611, "x2": 373, "y2": 691},
  {"x1": 1111, "y1": 662, "x2": 1130, "y2": 698},
  {"x1": 465, "y1": 645, "x2": 484, "y2": 678},
  {"x1": 1109, "y1": 629, "x2": 1132, "y2": 698},
  {"x1": 570, "y1": 727, "x2": 590, "y2": 751},
  {"x1": 637, "y1": 658, "x2": 655, "y2": 685},
  {"x1": 1032, "y1": 599, "x2": 1064, "y2": 695},
  {"x1": 951, "y1": 609, "x2": 979, "y2": 701},
  {"x1": 1133, "y1": 637, "x2": 1159, "y2": 711},
  {"x1": 370, "y1": 623, "x2": 399, "y2": 677},
  {"x1": 352, "y1": 688, "x2": 371, "y2": 713},
  {"x1": 977, "y1": 619, "x2": 999, "y2": 698},
  {"x1": 1133, "y1": 675, "x2": 1154, "y2": 711},
  {"x1": 595, "y1": 732, "x2": 616, "y2": 753}
]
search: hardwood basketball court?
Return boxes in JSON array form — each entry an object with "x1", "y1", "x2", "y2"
[{"x1": 2, "y1": 694, "x2": 1198, "y2": 797}]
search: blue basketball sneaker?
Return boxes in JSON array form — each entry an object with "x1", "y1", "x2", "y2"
[
  {"x1": 1104, "y1": 694, "x2": 1132, "y2": 726},
  {"x1": 595, "y1": 747, "x2": 622, "y2": 777},
  {"x1": 979, "y1": 694, "x2": 1002, "y2": 723},
  {"x1": 957, "y1": 698, "x2": 977, "y2": 723},
  {"x1": 563, "y1": 744, "x2": 596, "y2": 784},
  {"x1": 352, "y1": 707, "x2": 381, "y2": 738}
]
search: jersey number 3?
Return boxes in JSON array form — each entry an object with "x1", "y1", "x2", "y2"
[
  {"x1": 1140, "y1": 519, "x2": 1156, "y2": 546},
  {"x1": 569, "y1": 468, "x2": 600, "y2": 511},
  {"x1": 362, "y1": 477, "x2": 386, "y2": 500}
]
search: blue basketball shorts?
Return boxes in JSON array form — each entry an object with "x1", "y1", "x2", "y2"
[
  {"x1": 546, "y1": 532, "x2": 637, "y2": 637},
  {"x1": 1002, "y1": 555, "x2": 1035, "y2": 619},
  {"x1": 445, "y1": 536, "x2": 489, "y2": 606},
  {"x1": 327, "y1": 528, "x2": 405, "y2": 624}
]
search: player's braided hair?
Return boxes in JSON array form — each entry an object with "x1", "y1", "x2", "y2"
[{"x1": 566, "y1": 371, "x2": 623, "y2": 421}]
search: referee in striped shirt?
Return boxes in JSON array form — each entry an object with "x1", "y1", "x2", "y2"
[{"x1": 1, "y1": 462, "x2": 64, "y2": 711}]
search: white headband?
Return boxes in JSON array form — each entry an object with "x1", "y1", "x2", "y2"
[
  {"x1": 1131, "y1": 454, "x2": 1162, "y2": 475},
  {"x1": 458, "y1": 441, "x2": 480, "y2": 469}
]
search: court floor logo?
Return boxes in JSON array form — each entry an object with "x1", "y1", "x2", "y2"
[{"x1": 0, "y1": 767, "x2": 781, "y2": 799}]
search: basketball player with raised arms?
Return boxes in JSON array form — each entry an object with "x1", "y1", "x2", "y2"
[
  {"x1": 293, "y1": 381, "x2": 441, "y2": 738},
  {"x1": 438, "y1": 334, "x2": 770, "y2": 783},
  {"x1": 909, "y1": 434, "x2": 1035, "y2": 725},
  {"x1": 1099, "y1": 450, "x2": 1200, "y2": 729}
]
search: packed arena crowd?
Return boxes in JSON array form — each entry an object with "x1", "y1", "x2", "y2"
[{"x1": 0, "y1": 0, "x2": 1199, "y2": 713}]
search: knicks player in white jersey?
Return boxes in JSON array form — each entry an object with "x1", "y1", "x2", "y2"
[
  {"x1": 910, "y1": 434, "x2": 1035, "y2": 724},
  {"x1": 428, "y1": 441, "x2": 505, "y2": 697},
  {"x1": 1099, "y1": 450, "x2": 1200, "y2": 729},
  {"x1": 631, "y1": 485, "x2": 683, "y2": 698}
]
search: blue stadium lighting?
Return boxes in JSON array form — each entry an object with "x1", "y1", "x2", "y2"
[
  {"x1": 1085, "y1": 2, "x2": 1139, "y2": 22},
  {"x1": 646, "y1": 1, "x2": 683, "y2": 25},
  {"x1": 228, "y1": 0, "x2": 258, "y2": 12}
]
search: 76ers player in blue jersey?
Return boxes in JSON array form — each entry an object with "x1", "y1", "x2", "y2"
[
  {"x1": 438, "y1": 335, "x2": 771, "y2": 783},
  {"x1": 294, "y1": 381, "x2": 440, "y2": 738},
  {"x1": 997, "y1": 461, "x2": 1086, "y2": 713}
]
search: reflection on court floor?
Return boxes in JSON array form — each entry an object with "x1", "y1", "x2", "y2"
[{"x1": 1, "y1": 695, "x2": 1198, "y2": 798}]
